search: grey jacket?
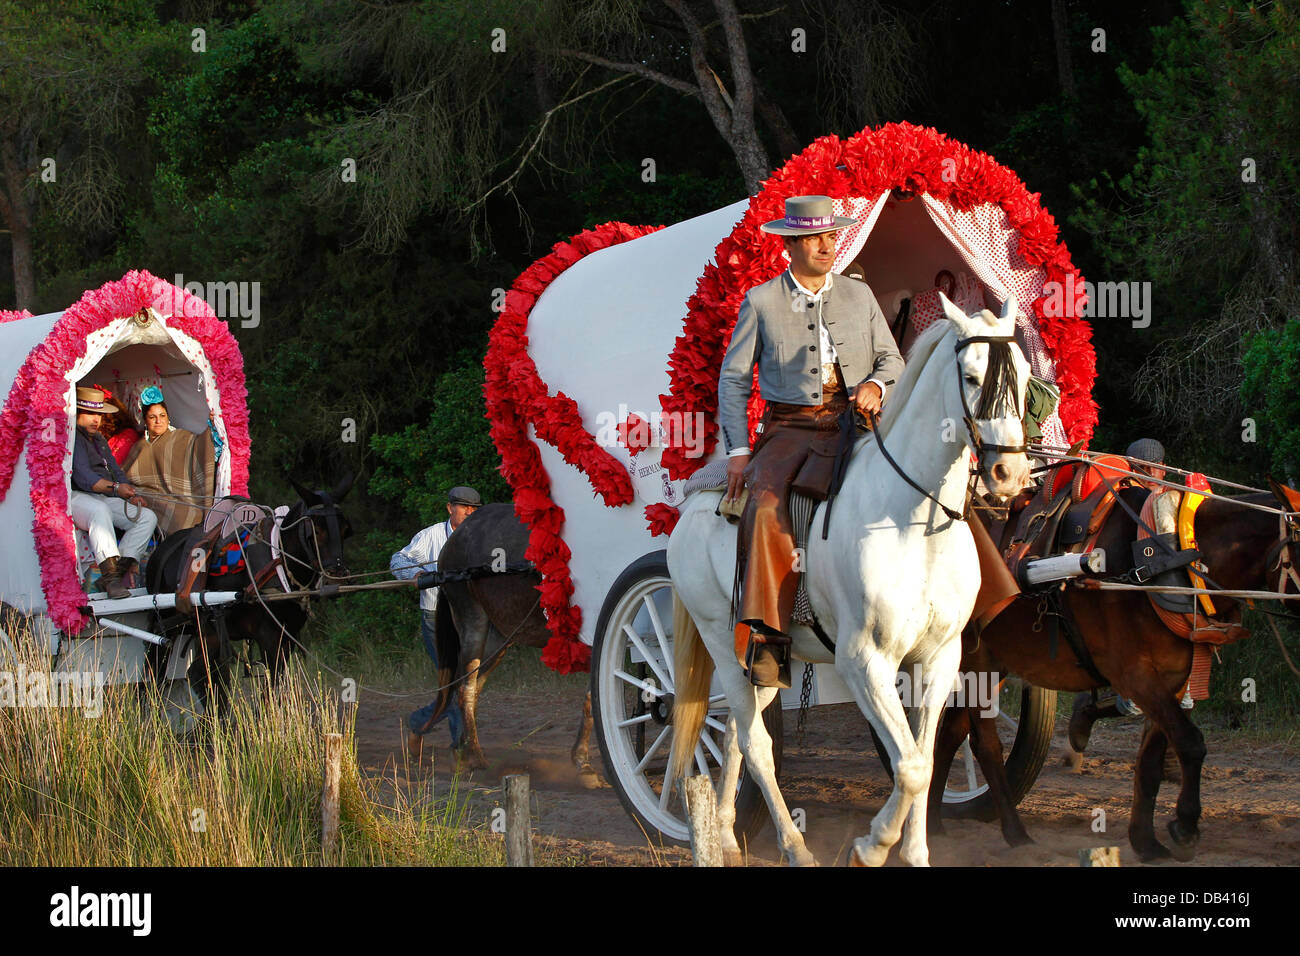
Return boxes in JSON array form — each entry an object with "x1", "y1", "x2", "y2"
[{"x1": 718, "y1": 271, "x2": 905, "y2": 454}]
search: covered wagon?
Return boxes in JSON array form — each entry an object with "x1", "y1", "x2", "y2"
[
  {"x1": 486, "y1": 121, "x2": 1096, "y2": 842},
  {"x1": 0, "y1": 271, "x2": 249, "y2": 711}
]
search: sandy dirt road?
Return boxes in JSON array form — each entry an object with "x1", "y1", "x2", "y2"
[{"x1": 353, "y1": 679, "x2": 1300, "y2": 867}]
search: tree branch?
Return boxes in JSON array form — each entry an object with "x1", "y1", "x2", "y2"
[
  {"x1": 556, "y1": 49, "x2": 700, "y2": 98},
  {"x1": 466, "y1": 71, "x2": 637, "y2": 213}
]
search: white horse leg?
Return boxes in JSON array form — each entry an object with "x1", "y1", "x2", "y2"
[
  {"x1": 899, "y1": 641, "x2": 962, "y2": 867},
  {"x1": 714, "y1": 713, "x2": 745, "y2": 865},
  {"x1": 847, "y1": 652, "x2": 926, "y2": 867},
  {"x1": 712, "y1": 664, "x2": 814, "y2": 866}
]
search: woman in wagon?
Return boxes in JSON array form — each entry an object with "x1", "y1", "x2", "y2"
[
  {"x1": 70, "y1": 386, "x2": 158, "y2": 600},
  {"x1": 123, "y1": 384, "x2": 220, "y2": 536}
]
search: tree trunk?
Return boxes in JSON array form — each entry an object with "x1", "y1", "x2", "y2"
[
  {"x1": 1051, "y1": 0, "x2": 1075, "y2": 97},
  {"x1": 0, "y1": 133, "x2": 36, "y2": 310},
  {"x1": 664, "y1": 0, "x2": 773, "y2": 194}
]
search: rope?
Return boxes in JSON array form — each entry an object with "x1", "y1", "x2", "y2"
[
  {"x1": 1029, "y1": 444, "x2": 1299, "y2": 516},
  {"x1": 1263, "y1": 613, "x2": 1300, "y2": 678}
]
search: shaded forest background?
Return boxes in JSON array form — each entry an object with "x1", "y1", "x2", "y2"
[{"x1": 2, "y1": 0, "x2": 1296, "y2": 547}]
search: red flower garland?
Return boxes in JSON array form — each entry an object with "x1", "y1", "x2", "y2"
[
  {"x1": 0, "y1": 273, "x2": 249, "y2": 633},
  {"x1": 660, "y1": 121, "x2": 1097, "y2": 480},
  {"x1": 484, "y1": 222, "x2": 663, "y2": 673}
]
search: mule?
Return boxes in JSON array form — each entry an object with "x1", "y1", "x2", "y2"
[
  {"x1": 929, "y1": 478, "x2": 1300, "y2": 861},
  {"x1": 419, "y1": 502, "x2": 582, "y2": 771},
  {"x1": 666, "y1": 295, "x2": 1031, "y2": 866},
  {"x1": 144, "y1": 474, "x2": 354, "y2": 715}
]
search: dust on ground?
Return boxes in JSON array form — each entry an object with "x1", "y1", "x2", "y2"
[{"x1": 352, "y1": 678, "x2": 1300, "y2": 867}]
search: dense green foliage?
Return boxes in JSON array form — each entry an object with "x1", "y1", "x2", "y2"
[
  {"x1": 1, "y1": 0, "x2": 1295, "y2": 530},
  {"x1": 1242, "y1": 322, "x2": 1300, "y2": 478}
]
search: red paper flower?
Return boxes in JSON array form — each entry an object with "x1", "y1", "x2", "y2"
[
  {"x1": 617, "y1": 414, "x2": 653, "y2": 455},
  {"x1": 644, "y1": 503, "x2": 681, "y2": 537}
]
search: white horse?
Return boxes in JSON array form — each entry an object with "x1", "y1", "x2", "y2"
[{"x1": 666, "y1": 294, "x2": 1031, "y2": 866}]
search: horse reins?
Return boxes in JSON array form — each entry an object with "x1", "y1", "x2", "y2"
[{"x1": 865, "y1": 332, "x2": 1027, "y2": 524}]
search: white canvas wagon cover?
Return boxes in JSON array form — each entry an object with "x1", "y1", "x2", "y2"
[{"x1": 0, "y1": 271, "x2": 250, "y2": 633}]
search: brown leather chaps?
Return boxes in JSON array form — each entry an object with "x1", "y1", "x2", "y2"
[{"x1": 734, "y1": 384, "x2": 848, "y2": 661}]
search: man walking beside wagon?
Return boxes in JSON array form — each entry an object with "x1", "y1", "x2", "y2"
[{"x1": 390, "y1": 485, "x2": 482, "y2": 763}]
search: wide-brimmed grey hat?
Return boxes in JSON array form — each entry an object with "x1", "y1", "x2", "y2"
[
  {"x1": 1126, "y1": 438, "x2": 1165, "y2": 465},
  {"x1": 448, "y1": 486, "x2": 482, "y2": 506},
  {"x1": 761, "y1": 195, "x2": 856, "y2": 236}
]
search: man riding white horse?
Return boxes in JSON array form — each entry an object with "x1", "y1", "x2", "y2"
[{"x1": 719, "y1": 195, "x2": 904, "y2": 688}]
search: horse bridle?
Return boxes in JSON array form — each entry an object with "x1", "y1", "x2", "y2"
[
  {"x1": 280, "y1": 493, "x2": 348, "y2": 587},
  {"x1": 1266, "y1": 505, "x2": 1300, "y2": 597},
  {"x1": 954, "y1": 334, "x2": 1029, "y2": 457},
  {"x1": 870, "y1": 332, "x2": 1027, "y2": 522}
]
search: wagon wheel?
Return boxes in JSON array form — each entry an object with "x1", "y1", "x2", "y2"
[
  {"x1": 592, "y1": 552, "x2": 782, "y2": 846},
  {"x1": 870, "y1": 676, "x2": 1056, "y2": 821}
]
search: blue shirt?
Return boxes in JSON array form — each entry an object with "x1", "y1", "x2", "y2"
[{"x1": 71, "y1": 426, "x2": 127, "y2": 493}]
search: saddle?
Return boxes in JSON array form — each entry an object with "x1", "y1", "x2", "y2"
[
  {"x1": 174, "y1": 497, "x2": 277, "y2": 612},
  {"x1": 993, "y1": 455, "x2": 1137, "y2": 585}
]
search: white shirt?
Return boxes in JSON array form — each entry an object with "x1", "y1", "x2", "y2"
[
  {"x1": 728, "y1": 270, "x2": 889, "y2": 457},
  {"x1": 390, "y1": 520, "x2": 452, "y2": 613}
]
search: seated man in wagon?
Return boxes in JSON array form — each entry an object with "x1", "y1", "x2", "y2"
[
  {"x1": 720, "y1": 195, "x2": 904, "y2": 688},
  {"x1": 70, "y1": 386, "x2": 158, "y2": 599}
]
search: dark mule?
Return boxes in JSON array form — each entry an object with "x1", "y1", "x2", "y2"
[
  {"x1": 930, "y1": 480, "x2": 1299, "y2": 861},
  {"x1": 421, "y1": 502, "x2": 594, "y2": 773},
  {"x1": 144, "y1": 475, "x2": 354, "y2": 715}
]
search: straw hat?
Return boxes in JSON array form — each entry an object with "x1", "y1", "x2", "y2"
[
  {"x1": 75, "y1": 386, "x2": 121, "y2": 414},
  {"x1": 760, "y1": 195, "x2": 856, "y2": 236}
]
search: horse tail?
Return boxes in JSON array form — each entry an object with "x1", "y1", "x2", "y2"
[
  {"x1": 666, "y1": 591, "x2": 713, "y2": 788},
  {"x1": 428, "y1": 596, "x2": 459, "y2": 725}
]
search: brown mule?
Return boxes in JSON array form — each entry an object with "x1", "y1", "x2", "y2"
[{"x1": 929, "y1": 481, "x2": 1299, "y2": 861}]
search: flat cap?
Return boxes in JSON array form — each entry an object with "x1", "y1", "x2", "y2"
[
  {"x1": 448, "y1": 486, "x2": 482, "y2": 506},
  {"x1": 1125, "y1": 438, "x2": 1165, "y2": 465}
]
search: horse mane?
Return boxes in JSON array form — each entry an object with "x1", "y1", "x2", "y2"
[{"x1": 876, "y1": 319, "x2": 954, "y2": 441}]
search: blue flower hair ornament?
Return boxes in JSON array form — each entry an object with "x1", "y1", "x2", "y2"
[{"x1": 140, "y1": 385, "x2": 165, "y2": 409}]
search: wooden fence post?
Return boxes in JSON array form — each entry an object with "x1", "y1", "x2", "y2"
[
  {"x1": 322, "y1": 732, "x2": 342, "y2": 862},
  {"x1": 683, "y1": 775, "x2": 722, "y2": 867},
  {"x1": 1078, "y1": 846, "x2": 1121, "y2": 867},
  {"x1": 504, "y1": 773, "x2": 533, "y2": 867}
]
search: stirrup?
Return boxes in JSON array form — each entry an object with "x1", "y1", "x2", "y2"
[{"x1": 744, "y1": 628, "x2": 792, "y2": 689}]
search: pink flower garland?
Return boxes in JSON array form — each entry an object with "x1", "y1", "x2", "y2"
[
  {"x1": 660, "y1": 121, "x2": 1097, "y2": 482},
  {"x1": 484, "y1": 222, "x2": 663, "y2": 674},
  {"x1": 0, "y1": 273, "x2": 250, "y2": 634}
]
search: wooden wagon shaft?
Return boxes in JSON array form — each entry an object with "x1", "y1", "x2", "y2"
[
  {"x1": 249, "y1": 560, "x2": 538, "y2": 603},
  {"x1": 1076, "y1": 579, "x2": 1296, "y2": 601}
]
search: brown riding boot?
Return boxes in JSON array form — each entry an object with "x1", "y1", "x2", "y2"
[
  {"x1": 744, "y1": 628, "x2": 792, "y2": 689},
  {"x1": 97, "y1": 557, "x2": 130, "y2": 600}
]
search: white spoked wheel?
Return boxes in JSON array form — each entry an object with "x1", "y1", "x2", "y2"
[
  {"x1": 940, "y1": 675, "x2": 1056, "y2": 819},
  {"x1": 592, "y1": 552, "x2": 780, "y2": 846},
  {"x1": 869, "y1": 674, "x2": 1055, "y2": 820}
]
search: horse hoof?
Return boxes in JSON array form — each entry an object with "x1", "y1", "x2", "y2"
[
  {"x1": 849, "y1": 840, "x2": 887, "y2": 867},
  {"x1": 1004, "y1": 829, "x2": 1034, "y2": 849},
  {"x1": 577, "y1": 768, "x2": 603, "y2": 790},
  {"x1": 1061, "y1": 747, "x2": 1084, "y2": 771},
  {"x1": 789, "y1": 850, "x2": 817, "y2": 868},
  {"x1": 1134, "y1": 840, "x2": 1172, "y2": 863},
  {"x1": 723, "y1": 848, "x2": 745, "y2": 868},
  {"x1": 1166, "y1": 820, "x2": 1199, "y2": 862}
]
